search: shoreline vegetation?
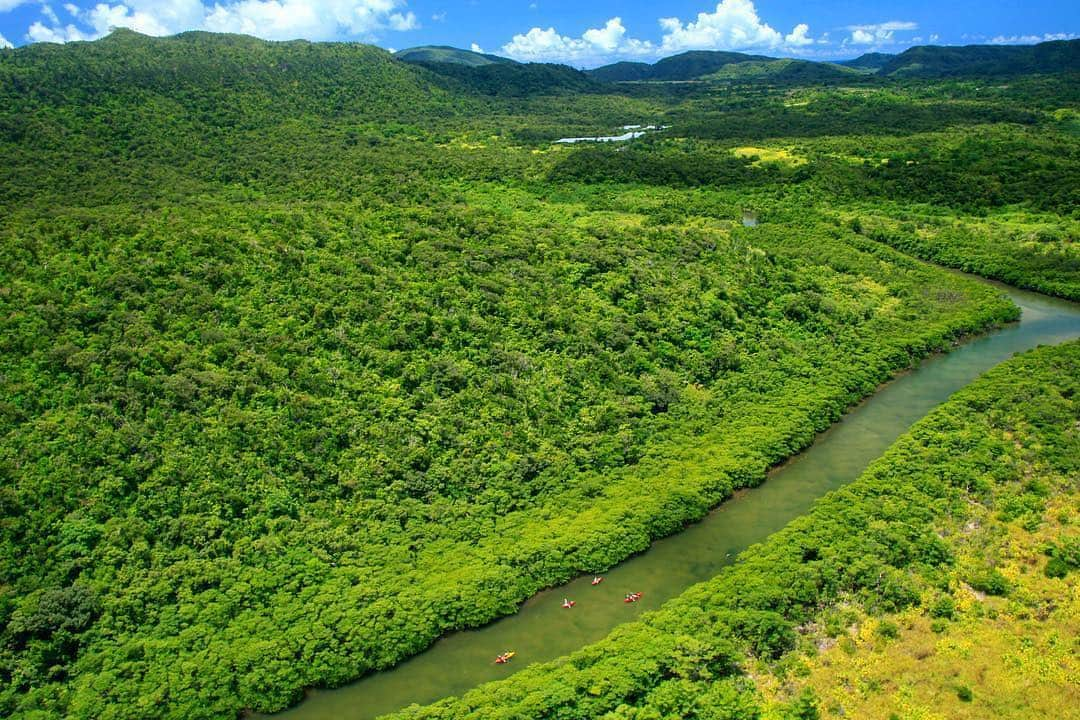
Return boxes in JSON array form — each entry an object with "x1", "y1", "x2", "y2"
[{"x1": 1, "y1": 30, "x2": 1077, "y2": 720}]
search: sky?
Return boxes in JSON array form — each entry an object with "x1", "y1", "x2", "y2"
[{"x1": 0, "y1": 0, "x2": 1076, "y2": 66}]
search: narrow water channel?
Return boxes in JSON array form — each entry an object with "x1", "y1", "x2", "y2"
[{"x1": 271, "y1": 282, "x2": 1080, "y2": 720}]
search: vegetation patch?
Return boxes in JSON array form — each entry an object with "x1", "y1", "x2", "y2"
[{"x1": 731, "y1": 146, "x2": 807, "y2": 167}]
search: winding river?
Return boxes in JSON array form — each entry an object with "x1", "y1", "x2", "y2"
[{"x1": 272, "y1": 280, "x2": 1080, "y2": 720}]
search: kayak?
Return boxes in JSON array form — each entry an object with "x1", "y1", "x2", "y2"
[
  {"x1": 591, "y1": 577, "x2": 603, "y2": 585},
  {"x1": 561, "y1": 599, "x2": 576, "y2": 609},
  {"x1": 494, "y1": 651, "x2": 516, "y2": 664}
]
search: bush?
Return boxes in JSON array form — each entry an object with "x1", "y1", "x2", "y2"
[
  {"x1": 929, "y1": 595, "x2": 956, "y2": 619},
  {"x1": 875, "y1": 620, "x2": 900, "y2": 639},
  {"x1": 967, "y1": 569, "x2": 1010, "y2": 596}
]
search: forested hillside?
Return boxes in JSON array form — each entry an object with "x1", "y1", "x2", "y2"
[
  {"x1": 394, "y1": 45, "x2": 517, "y2": 67},
  {"x1": 880, "y1": 39, "x2": 1080, "y2": 77},
  {"x1": 0, "y1": 29, "x2": 1077, "y2": 720}
]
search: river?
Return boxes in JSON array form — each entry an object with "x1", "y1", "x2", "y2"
[{"x1": 270, "y1": 280, "x2": 1080, "y2": 720}]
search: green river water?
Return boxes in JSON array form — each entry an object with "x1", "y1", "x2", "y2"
[{"x1": 271, "y1": 281, "x2": 1080, "y2": 720}]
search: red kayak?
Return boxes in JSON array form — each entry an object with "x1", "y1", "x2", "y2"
[
  {"x1": 623, "y1": 592, "x2": 643, "y2": 603},
  {"x1": 561, "y1": 599, "x2": 576, "y2": 609},
  {"x1": 591, "y1": 576, "x2": 603, "y2": 585}
]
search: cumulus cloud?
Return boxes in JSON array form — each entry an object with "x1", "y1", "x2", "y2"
[
  {"x1": 502, "y1": 17, "x2": 653, "y2": 63},
  {"x1": 0, "y1": 31, "x2": 12, "y2": 47},
  {"x1": 26, "y1": 19, "x2": 94, "y2": 41},
  {"x1": 784, "y1": 22, "x2": 812, "y2": 47},
  {"x1": 498, "y1": 2, "x2": 818, "y2": 64},
  {"x1": 657, "y1": 0, "x2": 818, "y2": 53},
  {"x1": 845, "y1": 20, "x2": 917, "y2": 45},
  {"x1": 990, "y1": 32, "x2": 1076, "y2": 44},
  {"x1": 24, "y1": 0, "x2": 419, "y2": 43},
  {"x1": 0, "y1": 0, "x2": 31, "y2": 11},
  {"x1": 469, "y1": 41, "x2": 482, "y2": 52},
  {"x1": 658, "y1": 0, "x2": 784, "y2": 52}
]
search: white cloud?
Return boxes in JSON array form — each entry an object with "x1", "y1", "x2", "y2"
[
  {"x1": 784, "y1": 22, "x2": 812, "y2": 47},
  {"x1": 499, "y1": 2, "x2": 818, "y2": 65},
  {"x1": 0, "y1": 0, "x2": 31, "y2": 12},
  {"x1": 0, "y1": 31, "x2": 12, "y2": 47},
  {"x1": 430, "y1": 10, "x2": 444, "y2": 21},
  {"x1": 845, "y1": 20, "x2": 917, "y2": 46},
  {"x1": 501, "y1": 17, "x2": 653, "y2": 64},
  {"x1": 26, "y1": 20, "x2": 93, "y2": 41},
  {"x1": 658, "y1": 0, "x2": 783, "y2": 52},
  {"x1": 469, "y1": 41, "x2": 482, "y2": 52},
  {"x1": 990, "y1": 32, "x2": 1076, "y2": 45},
  {"x1": 929, "y1": 33, "x2": 939, "y2": 42},
  {"x1": 25, "y1": 0, "x2": 420, "y2": 43}
]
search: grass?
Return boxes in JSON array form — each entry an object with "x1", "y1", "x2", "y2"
[
  {"x1": 759, "y1": 482, "x2": 1080, "y2": 719},
  {"x1": 731, "y1": 146, "x2": 807, "y2": 167}
]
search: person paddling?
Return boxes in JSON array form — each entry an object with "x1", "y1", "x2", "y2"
[{"x1": 561, "y1": 598, "x2": 575, "y2": 609}]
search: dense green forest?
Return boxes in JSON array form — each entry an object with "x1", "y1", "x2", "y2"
[
  {"x1": 382, "y1": 339, "x2": 1080, "y2": 720},
  {"x1": 0, "y1": 30, "x2": 1077, "y2": 720}
]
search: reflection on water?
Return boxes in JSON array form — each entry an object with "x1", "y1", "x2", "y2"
[
  {"x1": 270, "y1": 283, "x2": 1080, "y2": 720},
  {"x1": 554, "y1": 124, "x2": 669, "y2": 144}
]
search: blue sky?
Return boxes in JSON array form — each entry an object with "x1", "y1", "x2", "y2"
[{"x1": 0, "y1": 0, "x2": 1076, "y2": 66}]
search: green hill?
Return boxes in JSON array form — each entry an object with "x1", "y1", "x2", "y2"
[
  {"x1": 0, "y1": 28, "x2": 470, "y2": 207},
  {"x1": 0, "y1": 29, "x2": 444, "y2": 115},
  {"x1": 880, "y1": 38, "x2": 1080, "y2": 77},
  {"x1": 586, "y1": 60, "x2": 654, "y2": 82},
  {"x1": 838, "y1": 52, "x2": 896, "y2": 71},
  {"x1": 588, "y1": 50, "x2": 775, "y2": 81},
  {"x1": 394, "y1": 45, "x2": 517, "y2": 67},
  {"x1": 406, "y1": 60, "x2": 600, "y2": 96},
  {"x1": 703, "y1": 58, "x2": 860, "y2": 83},
  {"x1": 650, "y1": 50, "x2": 776, "y2": 80}
]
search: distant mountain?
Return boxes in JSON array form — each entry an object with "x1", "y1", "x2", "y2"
[
  {"x1": 703, "y1": 58, "x2": 859, "y2": 83},
  {"x1": 0, "y1": 29, "x2": 451, "y2": 120},
  {"x1": 880, "y1": 39, "x2": 1080, "y2": 77},
  {"x1": 395, "y1": 45, "x2": 517, "y2": 67},
  {"x1": 588, "y1": 50, "x2": 774, "y2": 81},
  {"x1": 838, "y1": 52, "x2": 896, "y2": 71},
  {"x1": 650, "y1": 50, "x2": 776, "y2": 80},
  {"x1": 587, "y1": 61, "x2": 654, "y2": 82},
  {"x1": 588, "y1": 39, "x2": 1080, "y2": 84},
  {"x1": 412, "y1": 61, "x2": 600, "y2": 97}
]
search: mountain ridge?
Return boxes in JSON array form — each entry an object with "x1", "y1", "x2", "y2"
[
  {"x1": 586, "y1": 38, "x2": 1079, "y2": 81},
  {"x1": 394, "y1": 45, "x2": 518, "y2": 67}
]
